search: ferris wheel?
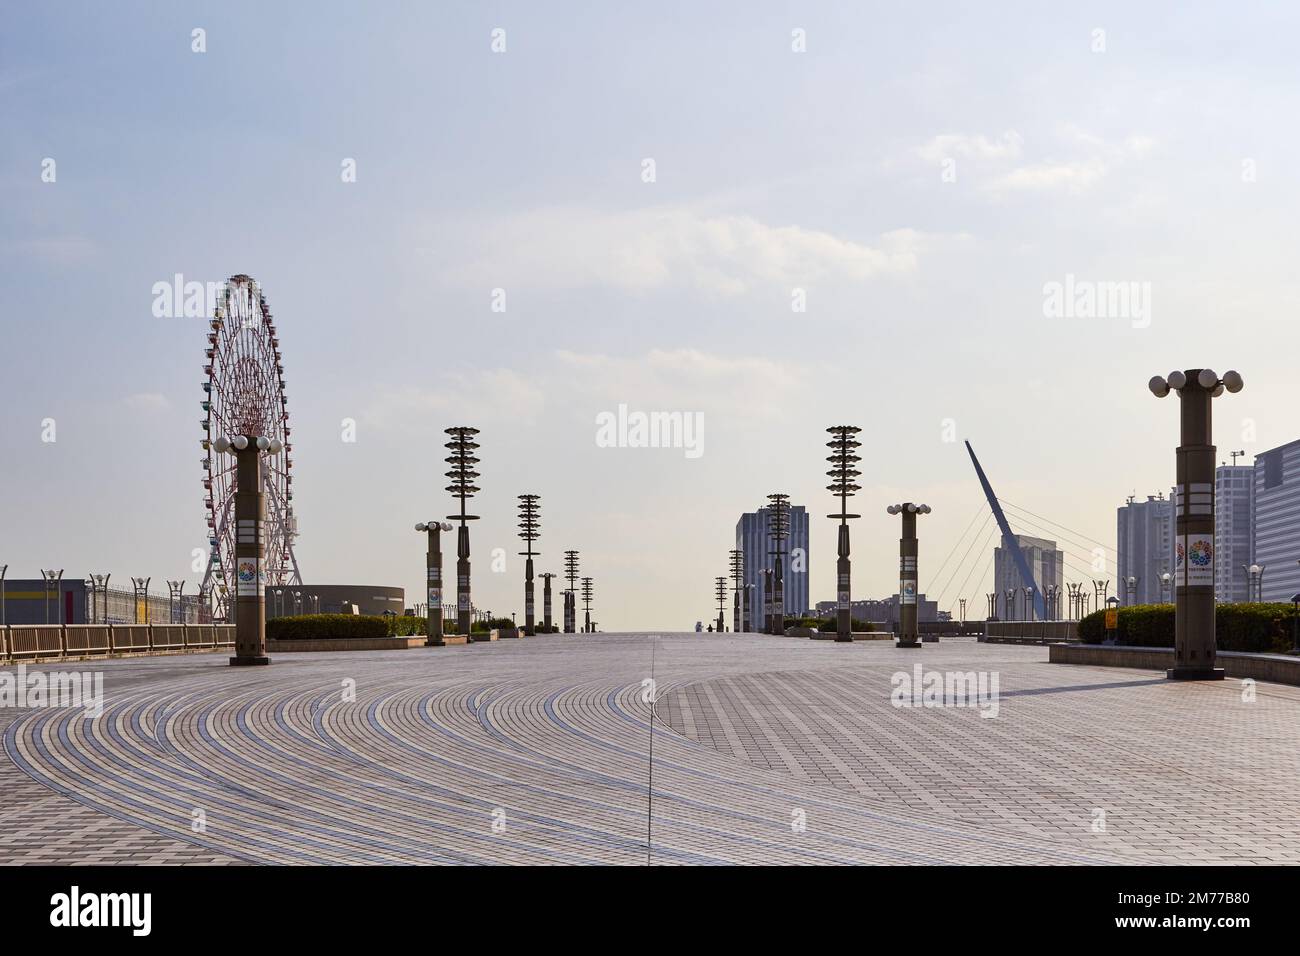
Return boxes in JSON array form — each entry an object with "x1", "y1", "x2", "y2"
[{"x1": 199, "y1": 275, "x2": 300, "y2": 621}]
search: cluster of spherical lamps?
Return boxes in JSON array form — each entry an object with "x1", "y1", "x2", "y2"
[
  {"x1": 211, "y1": 433, "x2": 284, "y2": 666},
  {"x1": 887, "y1": 502, "x2": 932, "y2": 648},
  {"x1": 1148, "y1": 367, "x2": 1243, "y2": 680}
]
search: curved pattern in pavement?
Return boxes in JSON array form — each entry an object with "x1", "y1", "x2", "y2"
[{"x1": 5, "y1": 633, "x2": 1296, "y2": 864}]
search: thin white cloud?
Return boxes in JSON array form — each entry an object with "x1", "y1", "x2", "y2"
[
  {"x1": 123, "y1": 392, "x2": 169, "y2": 411},
  {"x1": 987, "y1": 129, "x2": 1154, "y2": 194},
  {"x1": 421, "y1": 207, "x2": 923, "y2": 296},
  {"x1": 916, "y1": 131, "x2": 1024, "y2": 163}
]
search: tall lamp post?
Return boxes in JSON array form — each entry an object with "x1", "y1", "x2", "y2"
[
  {"x1": 41, "y1": 569, "x2": 64, "y2": 625},
  {"x1": 580, "y1": 577, "x2": 594, "y2": 634},
  {"x1": 416, "y1": 520, "x2": 453, "y2": 646},
  {"x1": 766, "y1": 494, "x2": 790, "y2": 635},
  {"x1": 444, "y1": 426, "x2": 481, "y2": 638},
  {"x1": 1, "y1": 564, "x2": 8, "y2": 625},
  {"x1": 130, "y1": 575, "x2": 150, "y2": 625},
  {"x1": 517, "y1": 495, "x2": 540, "y2": 636},
  {"x1": 1149, "y1": 367, "x2": 1243, "y2": 680},
  {"x1": 213, "y1": 433, "x2": 283, "y2": 666},
  {"x1": 1125, "y1": 576, "x2": 1138, "y2": 607},
  {"x1": 887, "y1": 503, "x2": 931, "y2": 648},
  {"x1": 714, "y1": 576, "x2": 727, "y2": 632},
  {"x1": 539, "y1": 572, "x2": 557, "y2": 633},
  {"x1": 1160, "y1": 570, "x2": 1172, "y2": 604},
  {"x1": 563, "y1": 550, "x2": 579, "y2": 633},
  {"x1": 729, "y1": 549, "x2": 744, "y2": 633},
  {"x1": 826, "y1": 425, "x2": 862, "y2": 643},
  {"x1": 168, "y1": 580, "x2": 186, "y2": 624}
]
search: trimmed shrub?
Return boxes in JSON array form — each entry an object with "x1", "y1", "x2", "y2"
[
  {"x1": 387, "y1": 615, "x2": 428, "y2": 637},
  {"x1": 471, "y1": 617, "x2": 516, "y2": 633},
  {"x1": 1078, "y1": 602, "x2": 1295, "y2": 653},
  {"x1": 783, "y1": 616, "x2": 875, "y2": 633}
]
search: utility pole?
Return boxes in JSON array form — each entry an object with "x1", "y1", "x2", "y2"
[
  {"x1": 517, "y1": 494, "x2": 540, "y2": 636},
  {"x1": 728, "y1": 549, "x2": 744, "y2": 633},
  {"x1": 563, "y1": 550, "x2": 579, "y2": 633},
  {"x1": 825, "y1": 425, "x2": 862, "y2": 643},
  {"x1": 767, "y1": 494, "x2": 790, "y2": 635},
  {"x1": 444, "y1": 426, "x2": 481, "y2": 639},
  {"x1": 580, "y1": 577, "x2": 594, "y2": 634}
]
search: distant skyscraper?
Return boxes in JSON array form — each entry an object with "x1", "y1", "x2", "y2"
[
  {"x1": 993, "y1": 534, "x2": 1064, "y2": 616},
  {"x1": 1215, "y1": 464, "x2": 1255, "y2": 602},
  {"x1": 1253, "y1": 439, "x2": 1300, "y2": 602},
  {"x1": 1117, "y1": 493, "x2": 1174, "y2": 604},
  {"x1": 736, "y1": 504, "x2": 809, "y2": 618}
]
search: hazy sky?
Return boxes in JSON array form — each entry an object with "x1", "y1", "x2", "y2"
[{"x1": 3, "y1": 2, "x2": 1298, "y2": 629}]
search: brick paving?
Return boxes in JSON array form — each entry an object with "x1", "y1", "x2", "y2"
[{"x1": 1, "y1": 634, "x2": 1297, "y2": 865}]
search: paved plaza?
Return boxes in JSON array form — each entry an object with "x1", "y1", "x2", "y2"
[{"x1": 2, "y1": 633, "x2": 1298, "y2": 865}]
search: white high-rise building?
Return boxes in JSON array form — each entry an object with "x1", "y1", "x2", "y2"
[
  {"x1": 993, "y1": 534, "x2": 1064, "y2": 617},
  {"x1": 1215, "y1": 464, "x2": 1255, "y2": 602},
  {"x1": 736, "y1": 504, "x2": 810, "y2": 619},
  {"x1": 1117, "y1": 493, "x2": 1175, "y2": 604},
  {"x1": 1254, "y1": 440, "x2": 1300, "y2": 602}
]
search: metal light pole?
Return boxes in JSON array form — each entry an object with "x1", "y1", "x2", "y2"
[
  {"x1": 92, "y1": 573, "x2": 109, "y2": 623},
  {"x1": 1160, "y1": 570, "x2": 1172, "y2": 604},
  {"x1": 826, "y1": 425, "x2": 862, "y2": 643},
  {"x1": 986, "y1": 592, "x2": 997, "y2": 621},
  {"x1": 0, "y1": 564, "x2": 6, "y2": 625},
  {"x1": 539, "y1": 572, "x2": 556, "y2": 633},
  {"x1": 167, "y1": 580, "x2": 185, "y2": 624},
  {"x1": 1125, "y1": 576, "x2": 1138, "y2": 606},
  {"x1": 213, "y1": 433, "x2": 282, "y2": 666},
  {"x1": 887, "y1": 503, "x2": 931, "y2": 648},
  {"x1": 715, "y1": 576, "x2": 727, "y2": 632},
  {"x1": 767, "y1": 494, "x2": 790, "y2": 635},
  {"x1": 445, "y1": 426, "x2": 481, "y2": 638},
  {"x1": 580, "y1": 577, "x2": 593, "y2": 634},
  {"x1": 518, "y1": 495, "x2": 540, "y2": 636},
  {"x1": 1149, "y1": 367, "x2": 1243, "y2": 679},
  {"x1": 41, "y1": 569, "x2": 64, "y2": 625},
  {"x1": 130, "y1": 575, "x2": 150, "y2": 625},
  {"x1": 1093, "y1": 580, "x2": 1110, "y2": 618},
  {"x1": 416, "y1": 520, "x2": 453, "y2": 646},
  {"x1": 563, "y1": 550, "x2": 579, "y2": 633},
  {"x1": 729, "y1": 549, "x2": 744, "y2": 634}
]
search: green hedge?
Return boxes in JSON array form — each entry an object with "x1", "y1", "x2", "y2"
[
  {"x1": 268, "y1": 614, "x2": 389, "y2": 641},
  {"x1": 268, "y1": 613, "x2": 435, "y2": 640},
  {"x1": 1078, "y1": 602, "x2": 1296, "y2": 653},
  {"x1": 471, "y1": 617, "x2": 516, "y2": 633}
]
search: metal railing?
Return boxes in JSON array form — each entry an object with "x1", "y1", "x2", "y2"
[{"x1": 1, "y1": 624, "x2": 235, "y2": 662}]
